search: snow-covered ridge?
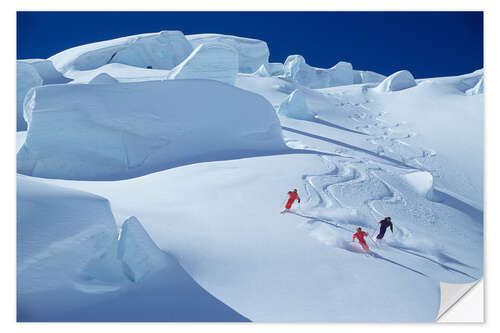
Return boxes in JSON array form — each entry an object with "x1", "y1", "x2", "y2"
[
  {"x1": 50, "y1": 30, "x2": 193, "y2": 73},
  {"x1": 17, "y1": 79, "x2": 288, "y2": 180},
  {"x1": 283, "y1": 55, "x2": 355, "y2": 88},
  {"x1": 282, "y1": 55, "x2": 388, "y2": 89}
]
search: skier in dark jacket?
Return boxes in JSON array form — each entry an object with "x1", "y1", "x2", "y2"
[{"x1": 376, "y1": 217, "x2": 393, "y2": 239}]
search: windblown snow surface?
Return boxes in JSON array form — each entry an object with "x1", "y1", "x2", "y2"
[{"x1": 16, "y1": 30, "x2": 483, "y2": 322}]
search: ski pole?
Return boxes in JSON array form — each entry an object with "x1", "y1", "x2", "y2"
[{"x1": 368, "y1": 228, "x2": 379, "y2": 248}]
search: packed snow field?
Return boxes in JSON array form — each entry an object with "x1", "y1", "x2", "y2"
[{"x1": 16, "y1": 31, "x2": 483, "y2": 322}]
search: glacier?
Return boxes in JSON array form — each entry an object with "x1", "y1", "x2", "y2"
[
  {"x1": 283, "y1": 55, "x2": 355, "y2": 88},
  {"x1": 253, "y1": 62, "x2": 285, "y2": 77},
  {"x1": 17, "y1": 175, "x2": 121, "y2": 295},
  {"x1": 17, "y1": 79, "x2": 288, "y2": 180},
  {"x1": 353, "y1": 70, "x2": 386, "y2": 84},
  {"x1": 50, "y1": 30, "x2": 193, "y2": 73},
  {"x1": 187, "y1": 33, "x2": 269, "y2": 73},
  {"x1": 16, "y1": 29, "x2": 484, "y2": 322},
  {"x1": 18, "y1": 59, "x2": 71, "y2": 84},
  {"x1": 17, "y1": 61, "x2": 43, "y2": 130},
  {"x1": 168, "y1": 42, "x2": 239, "y2": 85}
]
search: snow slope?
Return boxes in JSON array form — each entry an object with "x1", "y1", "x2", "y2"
[
  {"x1": 17, "y1": 79, "x2": 288, "y2": 180},
  {"x1": 16, "y1": 31, "x2": 483, "y2": 322},
  {"x1": 17, "y1": 67, "x2": 483, "y2": 319},
  {"x1": 17, "y1": 174, "x2": 248, "y2": 322}
]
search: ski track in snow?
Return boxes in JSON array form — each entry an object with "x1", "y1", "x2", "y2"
[{"x1": 285, "y1": 88, "x2": 477, "y2": 282}]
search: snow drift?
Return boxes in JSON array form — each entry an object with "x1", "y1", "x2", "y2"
[
  {"x1": 168, "y1": 42, "x2": 239, "y2": 85},
  {"x1": 283, "y1": 55, "x2": 354, "y2": 88},
  {"x1": 17, "y1": 175, "x2": 247, "y2": 322},
  {"x1": 376, "y1": 70, "x2": 417, "y2": 92},
  {"x1": 50, "y1": 30, "x2": 193, "y2": 73},
  {"x1": 17, "y1": 61, "x2": 43, "y2": 131},
  {"x1": 17, "y1": 79, "x2": 288, "y2": 180},
  {"x1": 402, "y1": 171, "x2": 434, "y2": 200},
  {"x1": 187, "y1": 34, "x2": 269, "y2": 73},
  {"x1": 89, "y1": 72, "x2": 119, "y2": 84},
  {"x1": 17, "y1": 176, "x2": 123, "y2": 294},
  {"x1": 278, "y1": 89, "x2": 315, "y2": 120}
]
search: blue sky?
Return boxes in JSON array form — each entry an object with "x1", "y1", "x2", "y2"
[{"x1": 17, "y1": 11, "x2": 483, "y2": 78}]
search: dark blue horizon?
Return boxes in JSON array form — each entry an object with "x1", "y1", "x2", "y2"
[{"x1": 17, "y1": 11, "x2": 483, "y2": 78}]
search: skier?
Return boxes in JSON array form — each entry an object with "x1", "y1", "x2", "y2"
[
  {"x1": 352, "y1": 227, "x2": 370, "y2": 251},
  {"x1": 376, "y1": 217, "x2": 393, "y2": 240},
  {"x1": 281, "y1": 189, "x2": 301, "y2": 213}
]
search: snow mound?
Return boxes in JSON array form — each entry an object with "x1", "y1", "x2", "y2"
[
  {"x1": 89, "y1": 72, "x2": 119, "y2": 84},
  {"x1": 277, "y1": 89, "x2": 315, "y2": 120},
  {"x1": 17, "y1": 176, "x2": 123, "y2": 294},
  {"x1": 187, "y1": 33, "x2": 269, "y2": 73},
  {"x1": 401, "y1": 171, "x2": 434, "y2": 199},
  {"x1": 17, "y1": 61, "x2": 43, "y2": 131},
  {"x1": 283, "y1": 55, "x2": 354, "y2": 88},
  {"x1": 17, "y1": 79, "x2": 288, "y2": 180},
  {"x1": 50, "y1": 30, "x2": 193, "y2": 73},
  {"x1": 117, "y1": 216, "x2": 170, "y2": 283},
  {"x1": 18, "y1": 59, "x2": 71, "y2": 84},
  {"x1": 353, "y1": 70, "x2": 386, "y2": 84},
  {"x1": 168, "y1": 42, "x2": 238, "y2": 85},
  {"x1": 376, "y1": 70, "x2": 417, "y2": 92}
]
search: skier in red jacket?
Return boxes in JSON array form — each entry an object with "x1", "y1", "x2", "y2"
[
  {"x1": 281, "y1": 189, "x2": 301, "y2": 213},
  {"x1": 352, "y1": 227, "x2": 370, "y2": 251}
]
